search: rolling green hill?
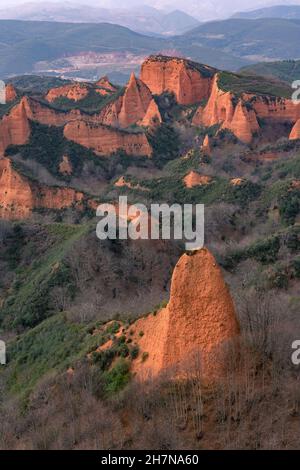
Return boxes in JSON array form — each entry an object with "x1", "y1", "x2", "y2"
[{"x1": 240, "y1": 60, "x2": 300, "y2": 85}]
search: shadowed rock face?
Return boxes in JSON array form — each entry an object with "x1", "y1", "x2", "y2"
[
  {"x1": 131, "y1": 249, "x2": 240, "y2": 382},
  {"x1": 140, "y1": 55, "x2": 215, "y2": 106}
]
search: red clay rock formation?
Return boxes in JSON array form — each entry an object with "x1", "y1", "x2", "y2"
[
  {"x1": 22, "y1": 96, "x2": 84, "y2": 127},
  {"x1": 59, "y1": 155, "x2": 73, "y2": 175},
  {"x1": 64, "y1": 120, "x2": 152, "y2": 157},
  {"x1": 245, "y1": 93, "x2": 300, "y2": 122},
  {"x1": 35, "y1": 186, "x2": 84, "y2": 211},
  {"x1": 183, "y1": 171, "x2": 212, "y2": 188},
  {"x1": 45, "y1": 83, "x2": 89, "y2": 102},
  {"x1": 118, "y1": 73, "x2": 153, "y2": 128},
  {"x1": 139, "y1": 98, "x2": 162, "y2": 127},
  {"x1": 229, "y1": 101, "x2": 260, "y2": 144},
  {"x1": 193, "y1": 75, "x2": 259, "y2": 144},
  {"x1": 5, "y1": 84, "x2": 17, "y2": 102},
  {"x1": 114, "y1": 176, "x2": 149, "y2": 191},
  {"x1": 0, "y1": 157, "x2": 94, "y2": 219},
  {"x1": 290, "y1": 119, "x2": 300, "y2": 140},
  {"x1": 202, "y1": 134, "x2": 211, "y2": 155},
  {"x1": 95, "y1": 76, "x2": 117, "y2": 95},
  {"x1": 132, "y1": 248, "x2": 239, "y2": 382},
  {"x1": 97, "y1": 96, "x2": 123, "y2": 127},
  {"x1": 0, "y1": 98, "x2": 31, "y2": 154},
  {"x1": 0, "y1": 157, "x2": 33, "y2": 218},
  {"x1": 230, "y1": 178, "x2": 245, "y2": 186},
  {"x1": 193, "y1": 75, "x2": 234, "y2": 127},
  {"x1": 97, "y1": 76, "x2": 161, "y2": 128},
  {"x1": 0, "y1": 94, "x2": 152, "y2": 157},
  {"x1": 141, "y1": 55, "x2": 215, "y2": 105}
]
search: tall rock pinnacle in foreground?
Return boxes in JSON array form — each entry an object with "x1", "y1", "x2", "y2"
[{"x1": 132, "y1": 248, "x2": 240, "y2": 382}]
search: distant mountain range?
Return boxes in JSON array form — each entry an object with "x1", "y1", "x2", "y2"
[
  {"x1": 233, "y1": 4, "x2": 300, "y2": 19},
  {"x1": 180, "y1": 17, "x2": 300, "y2": 63},
  {"x1": 1, "y1": 16, "x2": 300, "y2": 80},
  {"x1": 0, "y1": 2, "x2": 200, "y2": 36}
]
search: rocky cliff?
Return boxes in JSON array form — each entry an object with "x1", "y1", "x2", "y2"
[
  {"x1": 183, "y1": 171, "x2": 212, "y2": 188},
  {"x1": 0, "y1": 92, "x2": 153, "y2": 157},
  {"x1": 193, "y1": 74, "x2": 300, "y2": 143},
  {"x1": 202, "y1": 134, "x2": 211, "y2": 155},
  {"x1": 45, "y1": 83, "x2": 89, "y2": 103},
  {"x1": 64, "y1": 120, "x2": 152, "y2": 157},
  {"x1": 118, "y1": 73, "x2": 153, "y2": 128},
  {"x1": 192, "y1": 75, "x2": 260, "y2": 144},
  {"x1": 0, "y1": 99, "x2": 31, "y2": 154},
  {"x1": 22, "y1": 96, "x2": 84, "y2": 127},
  {"x1": 246, "y1": 93, "x2": 300, "y2": 122},
  {"x1": 290, "y1": 119, "x2": 300, "y2": 140},
  {"x1": 0, "y1": 157, "x2": 95, "y2": 219},
  {"x1": 97, "y1": 74, "x2": 161, "y2": 129},
  {"x1": 95, "y1": 76, "x2": 117, "y2": 95},
  {"x1": 5, "y1": 84, "x2": 17, "y2": 103},
  {"x1": 140, "y1": 55, "x2": 215, "y2": 105},
  {"x1": 131, "y1": 249, "x2": 239, "y2": 382},
  {"x1": 0, "y1": 157, "x2": 33, "y2": 219},
  {"x1": 140, "y1": 98, "x2": 162, "y2": 127}
]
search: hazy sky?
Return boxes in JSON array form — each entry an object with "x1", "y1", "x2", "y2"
[{"x1": 1, "y1": 0, "x2": 300, "y2": 18}]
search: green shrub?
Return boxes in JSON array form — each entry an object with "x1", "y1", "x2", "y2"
[
  {"x1": 292, "y1": 258, "x2": 300, "y2": 278},
  {"x1": 103, "y1": 359, "x2": 130, "y2": 394},
  {"x1": 130, "y1": 345, "x2": 139, "y2": 360},
  {"x1": 92, "y1": 349, "x2": 115, "y2": 371},
  {"x1": 279, "y1": 189, "x2": 300, "y2": 225},
  {"x1": 147, "y1": 123, "x2": 180, "y2": 167},
  {"x1": 142, "y1": 352, "x2": 149, "y2": 362}
]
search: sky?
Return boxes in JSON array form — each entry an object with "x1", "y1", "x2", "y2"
[{"x1": 1, "y1": 0, "x2": 300, "y2": 19}]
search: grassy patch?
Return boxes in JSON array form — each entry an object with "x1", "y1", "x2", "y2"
[
  {"x1": 0, "y1": 223, "x2": 89, "y2": 329},
  {"x1": 102, "y1": 359, "x2": 130, "y2": 394},
  {"x1": 5, "y1": 313, "x2": 104, "y2": 397},
  {"x1": 0, "y1": 98, "x2": 20, "y2": 118},
  {"x1": 49, "y1": 87, "x2": 124, "y2": 115},
  {"x1": 218, "y1": 71, "x2": 291, "y2": 98}
]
